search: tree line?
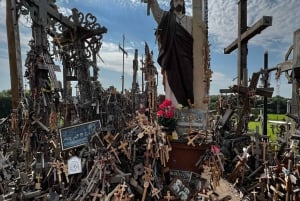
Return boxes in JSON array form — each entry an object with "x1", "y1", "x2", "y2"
[
  {"x1": 208, "y1": 95, "x2": 290, "y2": 116},
  {"x1": 0, "y1": 90, "x2": 290, "y2": 118}
]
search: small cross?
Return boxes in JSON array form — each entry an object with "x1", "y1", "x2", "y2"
[
  {"x1": 90, "y1": 187, "x2": 104, "y2": 201},
  {"x1": 118, "y1": 141, "x2": 130, "y2": 159},
  {"x1": 186, "y1": 134, "x2": 198, "y2": 147},
  {"x1": 164, "y1": 191, "x2": 176, "y2": 201},
  {"x1": 151, "y1": 187, "x2": 161, "y2": 199},
  {"x1": 35, "y1": 173, "x2": 43, "y2": 190},
  {"x1": 251, "y1": 190, "x2": 258, "y2": 201}
]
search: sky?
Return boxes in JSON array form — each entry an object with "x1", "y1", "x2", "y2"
[{"x1": 0, "y1": 0, "x2": 300, "y2": 98}]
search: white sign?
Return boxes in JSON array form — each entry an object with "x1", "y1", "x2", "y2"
[{"x1": 67, "y1": 156, "x2": 82, "y2": 175}]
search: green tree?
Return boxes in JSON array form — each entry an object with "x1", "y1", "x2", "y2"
[{"x1": 0, "y1": 90, "x2": 12, "y2": 118}]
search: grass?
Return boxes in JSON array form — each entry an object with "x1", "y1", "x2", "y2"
[{"x1": 248, "y1": 114, "x2": 287, "y2": 141}]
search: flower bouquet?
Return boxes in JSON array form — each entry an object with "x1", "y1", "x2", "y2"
[{"x1": 157, "y1": 99, "x2": 178, "y2": 139}]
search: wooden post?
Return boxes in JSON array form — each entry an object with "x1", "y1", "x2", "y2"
[
  {"x1": 263, "y1": 52, "x2": 269, "y2": 135},
  {"x1": 291, "y1": 29, "x2": 300, "y2": 122},
  {"x1": 286, "y1": 160, "x2": 292, "y2": 201},
  {"x1": 192, "y1": 0, "x2": 208, "y2": 110},
  {"x1": 6, "y1": 0, "x2": 24, "y2": 109},
  {"x1": 238, "y1": 0, "x2": 248, "y2": 87}
]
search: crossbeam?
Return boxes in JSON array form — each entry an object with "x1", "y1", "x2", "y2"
[{"x1": 224, "y1": 16, "x2": 272, "y2": 54}]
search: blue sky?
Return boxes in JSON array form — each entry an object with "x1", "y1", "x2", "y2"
[{"x1": 1, "y1": 0, "x2": 300, "y2": 98}]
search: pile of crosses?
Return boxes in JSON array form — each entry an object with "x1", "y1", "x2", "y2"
[
  {"x1": 211, "y1": 94, "x2": 300, "y2": 200},
  {"x1": 216, "y1": 125, "x2": 300, "y2": 201},
  {"x1": 0, "y1": 108, "x2": 227, "y2": 201},
  {"x1": 0, "y1": 112, "x2": 170, "y2": 200}
]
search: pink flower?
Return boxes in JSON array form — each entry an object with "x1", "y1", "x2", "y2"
[
  {"x1": 164, "y1": 99, "x2": 172, "y2": 107},
  {"x1": 165, "y1": 110, "x2": 174, "y2": 118},
  {"x1": 159, "y1": 103, "x2": 166, "y2": 110},
  {"x1": 157, "y1": 110, "x2": 164, "y2": 117}
]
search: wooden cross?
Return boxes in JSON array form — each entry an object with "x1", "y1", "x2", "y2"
[
  {"x1": 186, "y1": 133, "x2": 198, "y2": 147},
  {"x1": 141, "y1": 165, "x2": 153, "y2": 201},
  {"x1": 35, "y1": 173, "x2": 43, "y2": 190},
  {"x1": 48, "y1": 161, "x2": 64, "y2": 183},
  {"x1": 31, "y1": 116, "x2": 49, "y2": 132},
  {"x1": 164, "y1": 191, "x2": 176, "y2": 201},
  {"x1": 224, "y1": 0, "x2": 272, "y2": 86},
  {"x1": 118, "y1": 141, "x2": 130, "y2": 160},
  {"x1": 28, "y1": 0, "x2": 75, "y2": 29},
  {"x1": 149, "y1": 182, "x2": 161, "y2": 199},
  {"x1": 105, "y1": 132, "x2": 119, "y2": 148},
  {"x1": 224, "y1": 1, "x2": 272, "y2": 135},
  {"x1": 260, "y1": 139, "x2": 269, "y2": 162},
  {"x1": 135, "y1": 132, "x2": 145, "y2": 143},
  {"x1": 41, "y1": 54, "x2": 61, "y2": 89},
  {"x1": 109, "y1": 146, "x2": 121, "y2": 164},
  {"x1": 61, "y1": 163, "x2": 69, "y2": 183},
  {"x1": 251, "y1": 190, "x2": 258, "y2": 201},
  {"x1": 159, "y1": 145, "x2": 171, "y2": 167},
  {"x1": 270, "y1": 184, "x2": 284, "y2": 201},
  {"x1": 115, "y1": 181, "x2": 128, "y2": 201},
  {"x1": 90, "y1": 187, "x2": 104, "y2": 201}
]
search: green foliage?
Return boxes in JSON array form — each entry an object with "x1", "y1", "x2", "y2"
[
  {"x1": 268, "y1": 114, "x2": 286, "y2": 121},
  {"x1": 0, "y1": 90, "x2": 12, "y2": 97},
  {"x1": 209, "y1": 95, "x2": 219, "y2": 111},
  {"x1": 248, "y1": 113, "x2": 288, "y2": 141},
  {"x1": 0, "y1": 90, "x2": 12, "y2": 118},
  {"x1": 209, "y1": 95, "x2": 290, "y2": 114}
]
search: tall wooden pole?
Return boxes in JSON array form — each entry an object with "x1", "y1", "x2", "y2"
[
  {"x1": 192, "y1": 0, "x2": 208, "y2": 110},
  {"x1": 263, "y1": 52, "x2": 268, "y2": 136},
  {"x1": 119, "y1": 34, "x2": 128, "y2": 94},
  {"x1": 6, "y1": 0, "x2": 23, "y2": 109},
  {"x1": 291, "y1": 29, "x2": 300, "y2": 121},
  {"x1": 238, "y1": 0, "x2": 248, "y2": 87}
]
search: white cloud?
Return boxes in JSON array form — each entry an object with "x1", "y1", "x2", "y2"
[
  {"x1": 208, "y1": 0, "x2": 300, "y2": 53},
  {"x1": 210, "y1": 71, "x2": 235, "y2": 95}
]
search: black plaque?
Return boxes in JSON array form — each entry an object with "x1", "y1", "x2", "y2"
[{"x1": 59, "y1": 120, "x2": 101, "y2": 150}]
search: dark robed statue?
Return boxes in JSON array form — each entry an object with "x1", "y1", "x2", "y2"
[{"x1": 149, "y1": 0, "x2": 193, "y2": 107}]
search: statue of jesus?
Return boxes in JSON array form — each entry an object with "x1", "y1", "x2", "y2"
[{"x1": 148, "y1": 0, "x2": 193, "y2": 107}]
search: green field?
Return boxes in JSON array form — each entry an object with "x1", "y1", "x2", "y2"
[{"x1": 248, "y1": 114, "x2": 288, "y2": 141}]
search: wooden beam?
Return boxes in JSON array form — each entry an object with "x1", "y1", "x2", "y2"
[
  {"x1": 193, "y1": 0, "x2": 208, "y2": 110},
  {"x1": 6, "y1": 0, "x2": 24, "y2": 109},
  {"x1": 224, "y1": 16, "x2": 272, "y2": 54}
]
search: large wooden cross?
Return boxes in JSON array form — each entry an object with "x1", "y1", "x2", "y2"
[
  {"x1": 221, "y1": 0, "x2": 273, "y2": 135},
  {"x1": 224, "y1": 0, "x2": 272, "y2": 87}
]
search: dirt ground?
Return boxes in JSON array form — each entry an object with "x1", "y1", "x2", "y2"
[
  {"x1": 201, "y1": 169, "x2": 242, "y2": 201},
  {"x1": 214, "y1": 178, "x2": 241, "y2": 201}
]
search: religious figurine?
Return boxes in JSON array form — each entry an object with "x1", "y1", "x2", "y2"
[{"x1": 148, "y1": 0, "x2": 194, "y2": 107}]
